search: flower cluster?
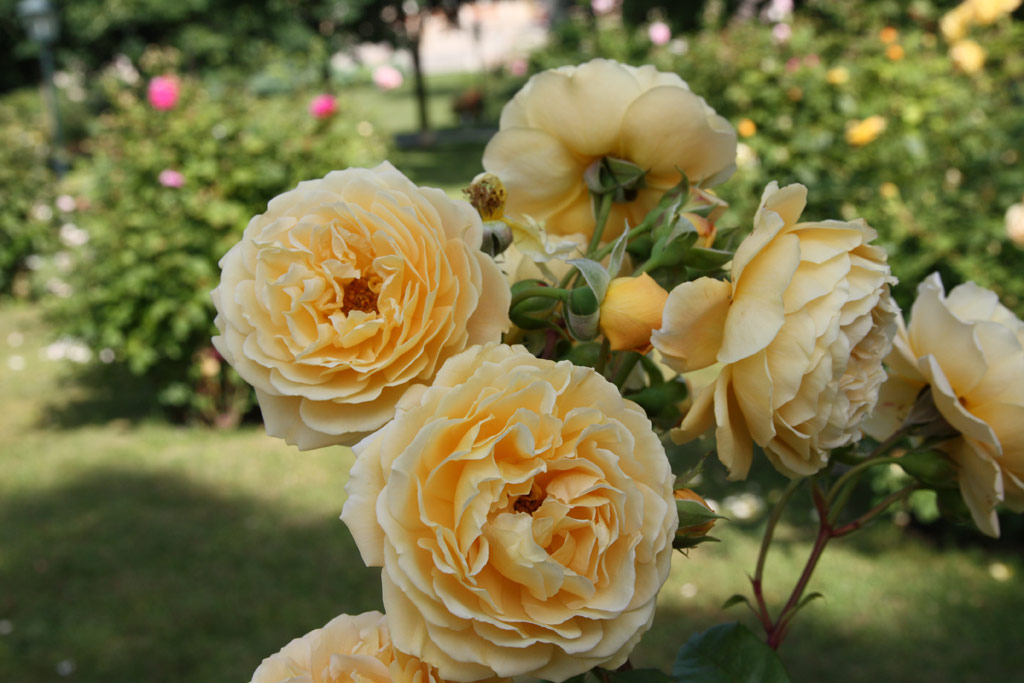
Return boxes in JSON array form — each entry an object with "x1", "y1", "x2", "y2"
[{"x1": 213, "y1": 57, "x2": 1022, "y2": 682}]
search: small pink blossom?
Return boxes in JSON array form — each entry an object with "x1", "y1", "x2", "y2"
[
  {"x1": 591, "y1": 0, "x2": 616, "y2": 14},
  {"x1": 373, "y1": 65, "x2": 404, "y2": 90},
  {"x1": 508, "y1": 58, "x2": 528, "y2": 77},
  {"x1": 308, "y1": 94, "x2": 338, "y2": 119},
  {"x1": 648, "y1": 21, "x2": 671, "y2": 46},
  {"x1": 772, "y1": 23, "x2": 792, "y2": 43},
  {"x1": 158, "y1": 169, "x2": 185, "y2": 188},
  {"x1": 785, "y1": 56, "x2": 802, "y2": 72},
  {"x1": 147, "y1": 75, "x2": 180, "y2": 110}
]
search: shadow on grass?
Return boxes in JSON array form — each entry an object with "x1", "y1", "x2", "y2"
[
  {"x1": 390, "y1": 141, "x2": 489, "y2": 192},
  {"x1": 36, "y1": 361, "x2": 165, "y2": 430},
  {"x1": 641, "y1": 579, "x2": 1024, "y2": 683},
  {"x1": 0, "y1": 469, "x2": 381, "y2": 682}
]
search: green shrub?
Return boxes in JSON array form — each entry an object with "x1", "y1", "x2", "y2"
[
  {"x1": 49, "y1": 71, "x2": 388, "y2": 424},
  {"x1": 532, "y1": 5, "x2": 1024, "y2": 315},
  {"x1": 0, "y1": 89, "x2": 59, "y2": 297}
]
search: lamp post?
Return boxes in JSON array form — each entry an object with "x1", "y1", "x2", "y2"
[{"x1": 18, "y1": 0, "x2": 67, "y2": 177}]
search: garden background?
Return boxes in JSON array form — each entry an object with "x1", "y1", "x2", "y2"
[{"x1": 2, "y1": 0, "x2": 1023, "y2": 680}]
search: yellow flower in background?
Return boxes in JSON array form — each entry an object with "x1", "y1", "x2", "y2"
[
  {"x1": 737, "y1": 118, "x2": 757, "y2": 138},
  {"x1": 863, "y1": 274, "x2": 1024, "y2": 537},
  {"x1": 341, "y1": 343, "x2": 677, "y2": 682},
  {"x1": 845, "y1": 115, "x2": 887, "y2": 147},
  {"x1": 1007, "y1": 197, "x2": 1024, "y2": 246},
  {"x1": 941, "y1": 4, "x2": 973, "y2": 41},
  {"x1": 880, "y1": 26, "x2": 900, "y2": 44},
  {"x1": 653, "y1": 182, "x2": 898, "y2": 480},
  {"x1": 970, "y1": 0, "x2": 1022, "y2": 24},
  {"x1": 250, "y1": 611, "x2": 476, "y2": 683},
  {"x1": 826, "y1": 66, "x2": 850, "y2": 85},
  {"x1": 211, "y1": 163, "x2": 510, "y2": 450},
  {"x1": 950, "y1": 39, "x2": 987, "y2": 73},
  {"x1": 885, "y1": 44, "x2": 905, "y2": 61},
  {"x1": 483, "y1": 59, "x2": 737, "y2": 240},
  {"x1": 879, "y1": 182, "x2": 900, "y2": 199},
  {"x1": 600, "y1": 273, "x2": 670, "y2": 351}
]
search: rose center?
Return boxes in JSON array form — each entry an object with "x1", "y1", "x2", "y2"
[
  {"x1": 342, "y1": 276, "x2": 380, "y2": 314},
  {"x1": 513, "y1": 493, "x2": 545, "y2": 515}
]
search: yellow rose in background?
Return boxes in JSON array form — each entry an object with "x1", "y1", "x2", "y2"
[
  {"x1": 950, "y1": 39, "x2": 986, "y2": 73},
  {"x1": 845, "y1": 115, "x2": 887, "y2": 147},
  {"x1": 1007, "y1": 197, "x2": 1024, "y2": 247},
  {"x1": 483, "y1": 59, "x2": 737, "y2": 240},
  {"x1": 212, "y1": 163, "x2": 510, "y2": 450},
  {"x1": 599, "y1": 274, "x2": 670, "y2": 352},
  {"x1": 250, "y1": 611, "x2": 467, "y2": 683},
  {"x1": 341, "y1": 343, "x2": 677, "y2": 682},
  {"x1": 864, "y1": 274, "x2": 1024, "y2": 537},
  {"x1": 653, "y1": 182, "x2": 898, "y2": 479}
]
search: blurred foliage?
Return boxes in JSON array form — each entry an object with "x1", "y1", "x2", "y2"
[
  {"x1": 44, "y1": 60, "x2": 387, "y2": 423},
  {"x1": 0, "y1": 90, "x2": 58, "y2": 296},
  {"x1": 536, "y1": 0, "x2": 1024, "y2": 316}
]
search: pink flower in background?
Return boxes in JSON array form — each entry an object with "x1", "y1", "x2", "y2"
[
  {"x1": 308, "y1": 94, "x2": 337, "y2": 118},
  {"x1": 772, "y1": 23, "x2": 792, "y2": 43},
  {"x1": 785, "y1": 56, "x2": 802, "y2": 72},
  {"x1": 508, "y1": 57, "x2": 528, "y2": 77},
  {"x1": 648, "y1": 21, "x2": 671, "y2": 46},
  {"x1": 591, "y1": 0, "x2": 616, "y2": 14},
  {"x1": 373, "y1": 65, "x2": 404, "y2": 90},
  {"x1": 147, "y1": 75, "x2": 180, "y2": 110},
  {"x1": 158, "y1": 169, "x2": 185, "y2": 188}
]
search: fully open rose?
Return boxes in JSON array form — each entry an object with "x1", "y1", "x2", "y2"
[
  {"x1": 482, "y1": 58, "x2": 736, "y2": 239},
  {"x1": 211, "y1": 163, "x2": 510, "y2": 449},
  {"x1": 864, "y1": 273, "x2": 1024, "y2": 537},
  {"x1": 655, "y1": 182, "x2": 898, "y2": 479},
  {"x1": 341, "y1": 343, "x2": 677, "y2": 682}
]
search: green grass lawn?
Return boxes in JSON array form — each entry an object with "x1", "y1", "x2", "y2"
[{"x1": 3, "y1": 303, "x2": 1023, "y2": 682}]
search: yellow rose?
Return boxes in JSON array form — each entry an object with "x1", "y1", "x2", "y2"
[
  {"x1": 1007, "y1": 198, "x2": 1024, "y2": 247},
  {"x1": 950, "y1": 39, "x2": 986, "y2": 73},
  {"x1": 211, "y1": 163, "x2": 510, "y2": 450},
  {"x1": 341, "y1": 343, "x2": 677, "y2": 682},
  {"x1": 826, "y1": 66, "x2": 850, "y2": 85},
  {"x1": 885, "y1": 44, "x2": 905, "y2": 61},
  {"x1": 250, "y1": 611, "x2": 464, "y2": 683},
  {"x1": 864, "y1": 274, "x2": 1024, "y2": 537},
  {"x1": 968, "y1": 0, "x2": 1022, "y2": 24},
  {"x1": 845, "y1": 115, "x2": 887, "y2": 147},
  {"x1": 600, "y1": 274, "x2": 669, "y2": 352},
  {"x1": 653, "y1": 182, "x2": 898, "y2": 479},
  {"x1": 940, "y1": 4, "x2": 972, "y2": 41},
  {"x1": 737, "y1": 118, "x2": 757, "y2": 138},
  {"x1": 482, "y1": 59, "x2": 737, "y2": 240}
]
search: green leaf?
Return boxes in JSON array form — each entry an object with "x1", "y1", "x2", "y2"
[
  {"x1": 682, "y1": 247, "x2": 734, "y2": 271},
  {"x1": 607, "y1": 228, "x2": 630, "y2": 279},
  {"x1": 673, "y1": 622, "x2": 791, "y2": 683},
  {"x1": 721, "y1": 594, "x2": 751, "y2": 610}
]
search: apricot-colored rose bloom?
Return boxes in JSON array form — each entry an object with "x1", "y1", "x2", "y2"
[
  {"x1": 341, "y1": 343, "x2": 677, "y2": 682},
  {"x1": 654, "y1": 182, "x2": 898, "y2": 479},
  {"x1": 950, "y1": 39, "x2": 986, "y2": 74},
  {"x1": 845, "y1": 115, "x2": 886, "y2": 147},
  {"x1": 864, "y1": 274, "x2": 1024, "y2": 537},
  {"x1": 482, "y1": 59, "x2": 736, "y2": 240},
  {"x1": 250, "y1": 611, "x2": 460, "y2": 683},
  {"x1": 212, "y1": 163, "x2": 510, "y2": 449}
]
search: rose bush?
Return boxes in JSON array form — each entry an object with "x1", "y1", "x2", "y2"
[
  {"x1": 212, "y1": 163, "x2": 510, "y2": 449},
  {"x1": 250, "y1": 611, "x2": 461, "y2": 683},
  {"x1": 341, "y1": 343, "x2": 677, "y2": 682},
  {"x1": 655, "y1": 182, "x2": 898, "y2": 479},
  {"x1": 864, "y1": 273, "x2": 1024, "y2": 536},
  {"x1": 482, "y1": 58, "x2": 736, "y2": 240}
]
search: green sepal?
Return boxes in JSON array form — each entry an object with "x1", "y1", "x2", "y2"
[
  {"x1": 673, "y1": 534, "x2": 721, "y2": 550},
  {"x1": 897, "y1": 449, "x2": 958, "y2": 489}
]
